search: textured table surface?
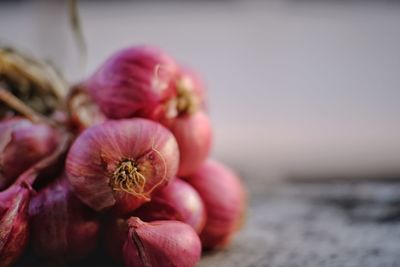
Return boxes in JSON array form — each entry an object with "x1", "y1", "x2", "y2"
[{"x1": 199, "y1": 179, "x2": 400, "y2": 267}]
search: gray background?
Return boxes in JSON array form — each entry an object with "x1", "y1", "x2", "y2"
[{"x1": 1, "y1": 0, "x2": 400, "y2": 181}]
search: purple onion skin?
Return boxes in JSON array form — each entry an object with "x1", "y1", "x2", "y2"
[
  {"x1": 186, "y1": 160, "x2": 246, "y2": 250},
  {"x1": 29, "y1": 176, "x2": 100, "y2": 265},
  {"x1": 66, "y1": 118, "x2": 179, "y2": 214},
  {"x1": 124, "y1": 218, "x2": 201, "y2": 267},
  {"x1": 160, "y1": 68, "x2": 211, "y2": 177},
  {"x1": 0, "y1": 185, "x2": 31, "y2": 267},
  {"x1": 162, "y1": 111, "x2": 212, "y2": 177},
  {"x1": 0, "y1": 118, "x2": 60, "y2": 190},
  {"x1": 133, "y1": 177, "x2": 206, "y2": 233},
  {"x1": 107, "y1": 217, "x2": 201, "y2": 267},
  {"x1": 85, "y1": 45, "x2": 179, "y2": 119}
]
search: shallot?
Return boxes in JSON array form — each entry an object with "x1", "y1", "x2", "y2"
[
  {"x1": 133, "y1": 177, "x2": 206, "y2": 233},
  {"x1": 0, "y1": 184, "x2": 31, "y2": 267},
  {"x1": 107, "y1": 217, "x2": 201, "y2": 267},
  {"x1": 0, "y1": 135, "x2": 69, "y2": 267},
  {"x1": 186, "y1": 160, "x2": 246, "y2": 249},
  {"x1": 66, "y1": 118, "x2": 179, "y2": 214},
  {"x1": 85, "y1": 45, "x2": 179, "y2": 119},
  {"x1": 0, "y1": 118, "x2": 60, "y2": 190},
  {"x1": 29, "y1": 175, "x2": 100, "y2": 265},
  {"x1": 161, "y1": 111, "x2": 212, "y2": 176}
]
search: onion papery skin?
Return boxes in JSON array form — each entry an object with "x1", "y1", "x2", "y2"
[
  {"x1": 85, "y1": 45, "x2": 179, "y2": 119},
  {"x1": 66, "y1": 118, "x2": 179, "y2": 214},
  {"x1": 29, "y1": 175, "x2": 100, "y2": 265},
  {"x1": 107, "y1": 217, "x2": 201, "y2": 267},
  {"x1": 160, "y1": 67, "x2": 207, "y2": 120},
  {"x1": 133, "y1": 177, "x2": 206, "y2": 233},
  {"x1": 67, "y1": 85, "x2": 106, "y2": 133},
  {"x1": 180, "y1": 68, "x2": 207, "y2": 111},
  {"x1": 0, "y1": 185, "x2": 31, "y2": 267},
  {"x1": 185, "y1": 160, "x2": 246, "y2": 250},
  {"x1": 177, "y1": 67, "x2": 207, "y2": 112},
  {"x1": 0, "y1": 118, "x2": 60, "y2": 191},
  {"x1": 161, "y1": 111, "x2": 212, "y2": 177}
]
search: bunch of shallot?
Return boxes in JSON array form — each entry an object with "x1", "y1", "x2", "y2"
[{"x1": 0, "y1": 45, "x2": 246, "y2": 267}]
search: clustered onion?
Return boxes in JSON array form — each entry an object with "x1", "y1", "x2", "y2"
[
  {"x1": 29, "y1": 175, "x2": 100, "y2": 265},
  {"x1": 66, "y1": 118, "x2": 179, "y2": 214},
  {"x1": 133, "y1": 177, "x2": 206, "y2": 234},
  {"x1": 0, "y1": 118, "x2": 60, "y2": 190},
  {"x1": 0, "y1": 45, "x2": 246, "y2": 267},
  {"x1": 185, "y1": 160, "x2": 246, "y2": 249}
]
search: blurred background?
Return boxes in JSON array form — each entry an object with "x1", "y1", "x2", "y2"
[{"x1": 1, "y1": 0, "x2": 400, "y2": 188}]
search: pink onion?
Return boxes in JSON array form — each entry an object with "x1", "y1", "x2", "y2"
[
  {"x1": 0, "y1": 118, "x2": 60, "y2": 190},
  {"x1": 66, "y1": 118, "x2": 179, "y2": 214},
  {"x1": 29, "y1": 175, "x2": 100, "y2": 265},
  {"x1": 106, "y1": 217, "x2": 201, "y2": 267},
  {"x1": 133, "y1": 177, "x2": 206, "y2": 233},
  {"x1": 85, "y1": 45, "x2": 179, "y2": 119},
  {"x1": 159, "y1": 68, "x2": 211, "y2": 176},
  {"x1": 161, "y1": 111, "x2": 212, "y2": 176},
  {"x1": 0, "y1": 133, "x2": 70, "y2": 267},
  {"x1": 185, "y1": 160, "x2": 246, "y2": 249},
  {"x1": 0, "y1": 184, "x2": 31, "y2": 267}
]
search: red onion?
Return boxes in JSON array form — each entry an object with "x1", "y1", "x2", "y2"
[
  {"x1": 186, "y1": 160, "x2": 246, "y2": 249},
  {"x1": 81, "y1": 46, "x2": 210, "y2": 176},
  {"x1": 161, "y1": 111, "x2": 212, "y2": 176},
  {"x1": 0, "y1": 184, "x2": 31, "y2": 267},
  {"x1": 106, "y1": 217, "x2": 201, "y2": 267},
  {"x1": 66, "y1": 118, "x2": 179, "y2": 214},
  {"x1": 0, "y1": 118, "x2": 60, "y2": 190},
  {"x1": 133, "y1": 177, "x2": 206, "y2": 233},
  {"x1": 0, "y1": 133, "x2": 70, "y2": 267},
  {"x1": 85, "y1": 45, "x2": 179, "y2": 119},
  {"x1": 158, "y1": 68, "x2": 211, "y2": 176},
  {"x1": 29, "y1": 174, "x2": 100, "y2": 265}
]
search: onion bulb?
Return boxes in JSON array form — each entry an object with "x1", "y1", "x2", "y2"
[
  {"x1": 29, "y1": 175, "x2": 100, "y2": 265},
  {"x1": 186, "y1": 160, "x2": 246, "y2": 249},
  {"x1": 161, "y1": 111, "x2": 212, "y2": 176},
  {"x1": 84, "y1": 45, "x2": 179, "y2": 119},
  {"x1": 133, "y1": 177, "x2": 206, "y2": 233},
  {"x1": 0, "y1": 184, "x2": 31, "y2": 267},
  {"x1": 0, "y1": 118, "x2": 60, "y2": 190},
  {"x1": 106, "y1": 217, "x2": 201, "y2": 267},
  {"x1": 66, "y1": 118, "x2": 179, "y2": 214}
]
